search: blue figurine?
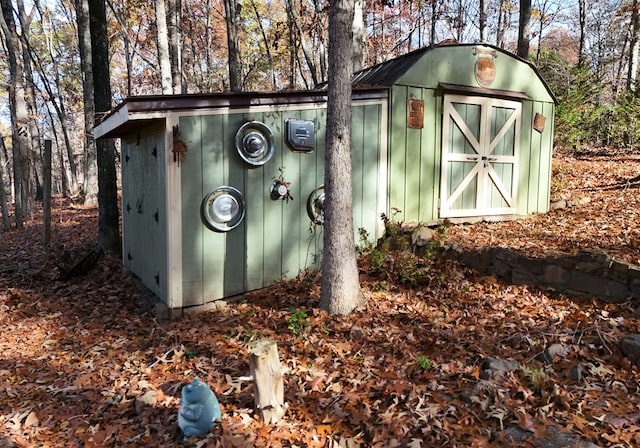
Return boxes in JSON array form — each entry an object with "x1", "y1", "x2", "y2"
[{"x1": 178, "y1": 378, "x2": 222, "y2": 437}]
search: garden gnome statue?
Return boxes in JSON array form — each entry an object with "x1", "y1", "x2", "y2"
[{"x1": 178, "y1": 378, "x2": 222, "y2": 437}]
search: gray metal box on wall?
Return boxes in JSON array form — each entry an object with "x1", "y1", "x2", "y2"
[{"x1": 95, "y1": 91, "x2": 388, "y2": 310}]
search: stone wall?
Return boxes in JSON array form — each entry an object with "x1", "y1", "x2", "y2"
[{"x1": 446, "y1": 246, "x2": 640, "y2": 303}]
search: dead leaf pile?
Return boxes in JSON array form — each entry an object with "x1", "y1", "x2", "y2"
[{"x1": 0, "y1": 148, "x2": 639, "y2": 447}]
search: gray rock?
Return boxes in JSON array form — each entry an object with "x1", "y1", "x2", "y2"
[
  {"x1": 482, "y1": 357, "x2": 518, "y2": 372},
  {"x1": 621, "y1": 334, "x2": 640, "y2": 363},
  {"x1": 480, "y1": 357, "x2": 519, "y2": 380},
  {"x1": 411, "y1": 226, "x2": 435, "y2": 247},
  {"x1": 135, "y1": 390, "x2": 158, "y2": 415},
  {"x1": 543, "y1": 343, "x2": 571, "y2": 363}
]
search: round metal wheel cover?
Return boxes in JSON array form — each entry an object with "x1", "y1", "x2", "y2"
[
  {"x1": 201, "y1": 186, "x2": 246, "y2": 232},
  {"x1": 306, "y1": 185, "x2": 325, "y2": 225},
  {"x1": 235, "y1": 121, "x2": 275, "y2": 166}
]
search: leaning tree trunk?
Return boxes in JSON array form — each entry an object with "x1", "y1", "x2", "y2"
[
  {"x1": 319, "y1": 0, "x2": 365, "y2": 315},
  {"x1": 88, "y1": 0, "x2": 121, "y2": 255}
]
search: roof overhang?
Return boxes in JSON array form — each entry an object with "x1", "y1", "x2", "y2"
[
  {"x1": 438, "y1": 83, "x2": 531, "y2": 101},
  {"x1": 94, "y1": 88, "x2": 388, "y2": 139}
]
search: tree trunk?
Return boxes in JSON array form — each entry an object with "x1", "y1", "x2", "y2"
[
  {"x1": 33, "y1": 2, "x2": 79, "y2": 196},
  {"x1": 430, "y1": 0, "x2": 438, "y2": 45},
  {"x1": 89, "y1": 0, "x2": 121, "y2": 255},
  {"x1": 106, "y1": 0, "x2": 134, "y2": 96},
  {"x1": 16, "y1": 0, "x2": 45, "y2": 200},
  {"x1": 250, "y1": 0, "x2": 277, "y2": 90},
  {"x1": 0, "y1": 136, "x2": 11, "y2": 231},
  {"x1": 578, "y1": 0, "x2": 587, "y2": 67},
  {"x1": 628, "y1": 0, "x2": 640, "y2": 93},
  {"x1": 167, "y1": 0, "x2": 184, "y2": 93},
  {"x1": 0, "y1": 0, "x2": 34, "y2": 226},
  {"x1": 352, "y1": 0, "x2": 365, "y2": 72},
  {"x1": 479, "y1": 0, "x2": 487, "y2": 42},
  {"x1": 156, "y1": 0, "x2": 174, "y2": 94},
  {"x1": 223, "y1": 0, "x2": 242, "y2": 91},
  {"x1": 43, "y1": 140, "x2": 52, "y2": 247},
  {"x1": 517, "y1": 0, "x2": 531, "y2": 59},
  {"x1": 76, "y1": 0, "x2": 98, "y2": 204},
  {"x1": 248, "y1": 339, "x2": 287, "y2": 424},
  {"x1": 319, "y1": 0, "x2": 365, "y2": 316}
]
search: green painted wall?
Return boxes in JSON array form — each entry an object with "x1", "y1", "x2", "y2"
[
  {"x1": 179, "y1": 103, "x2": 383, "y2": 306},
  {"x1": 386, "y1": 45, "x2": 555, "y2": 223},
  {"x1": 396, "y1": 45, "x2": 554, "y2": 103},
  {"x1": 121, "y1": 121, "x2": 167, "y2": 298}
]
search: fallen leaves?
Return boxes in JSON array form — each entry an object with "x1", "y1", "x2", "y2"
[{"x1": 1, "y1": 151, "x2": 640, "y2": 446}]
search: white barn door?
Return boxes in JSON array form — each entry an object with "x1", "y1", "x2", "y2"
[{"x1": 440, "y1": 94, "x2": 521, "y2": 218}]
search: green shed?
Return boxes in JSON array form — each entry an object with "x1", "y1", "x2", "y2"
[
  {"x1": 95, "y1": 43, "x2": 555, "y2": 313},
  {"x1": 95, "y1": 90, "x2": 388, "y2": 312},
  {"x1": 351, "y1": 42, "x2": 556, "y2": 222}
]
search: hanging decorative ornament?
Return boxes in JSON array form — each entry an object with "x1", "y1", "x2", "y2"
[
  {"x1": 172, "y1": 125, "x2": 188, "y2": 165},
  {"x1": 473, "y1": 46, "x2": 497, "y2": 88}
]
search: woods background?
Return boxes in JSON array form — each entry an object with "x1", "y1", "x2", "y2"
[{"x1": 0, "y1": 0, "x2": 639, "y2": 227}]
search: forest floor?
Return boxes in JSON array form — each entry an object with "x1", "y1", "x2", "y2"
[{"x1": 1, "y1": 147, "x2": 640, "y2": 447}]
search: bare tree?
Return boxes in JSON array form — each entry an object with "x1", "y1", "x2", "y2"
[
  {"x1": 628, "y1": 0, "x2": 639, "y2": 92},
  {"x1": 578, "y1": 0, "x2": 587, "y2": 67},
  {"x1": 353, "y1": 0, "x2": 365, "y2": 71},
  {"x1": 224, "y1": 0, "x2": 242, "y2": 91},
  {"x1": 76, "y1": 0, "x2": 98, "y2": 204},
  {"x1": 517, "y1": 0, "x2": 531, "y2": 58},
  {"x1": 479, "y1": 0, "x2": 487, "y2": 42},
  {"x1": 156, "y1": 0, "x2": 173, "y2": 94},
  {"x1": 319, "y1": 0, "x2": 365, "y2": 315},
  {"x1": 0, "y1": 0, "x2": 34, "y2": 226},
  {"x1": 167, "y1": 0, "x2": 184, "y2": 93},
  {"x1": 88, "y1": 0, "x2": 120, "y2": 254}
]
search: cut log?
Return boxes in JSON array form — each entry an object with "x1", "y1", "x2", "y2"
[
  {"x1": 248, "y1": 339, "x2": 287, "y2": 424},
  {"x1": 56, "y1": 246, "x2": 102, "y2": 280}
]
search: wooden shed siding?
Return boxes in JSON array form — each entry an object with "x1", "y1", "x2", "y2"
[
  {"x1": 516, "y1": 99, "x2": 555, "y2": 216},
  {"x1": 352, "y1": 104, "x2": 383, "y2": 241},
  {"x1": 178, "y1": 115, "x2": 206, "y2": 306},
  {"x1": 177, "y1": 103, "x2": 383, "y2": 306},
  {"x1": 388, "y1": 85, "x2": 443, "y2": 224},
  {"x1": 396, "y1": 46, "x2": 554, "y2": 103},
  {"x1": 121, "y1": 122, "x2": 167, "y2": 298}
]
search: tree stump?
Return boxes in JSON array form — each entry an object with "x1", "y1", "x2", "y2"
[{"x1": 248, "y1": 339, "x2": 287, "y2": 424}]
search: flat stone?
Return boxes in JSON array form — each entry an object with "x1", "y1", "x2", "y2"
[
  {"x1": 482, "y1": 357, "x2": 518, "y2": 372},
  {"x1": 575, "y1": 261, "x2": 603, "y2": 274},
  {"x1": 518, "y1": 256, "x2": 546, "y2": 275},
  {"x1": 549, "y1": 200, "x2": 567, "y2": 210},
  {"x1": 544, "y1": 265, "x2": 568, "y2": 285}
]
